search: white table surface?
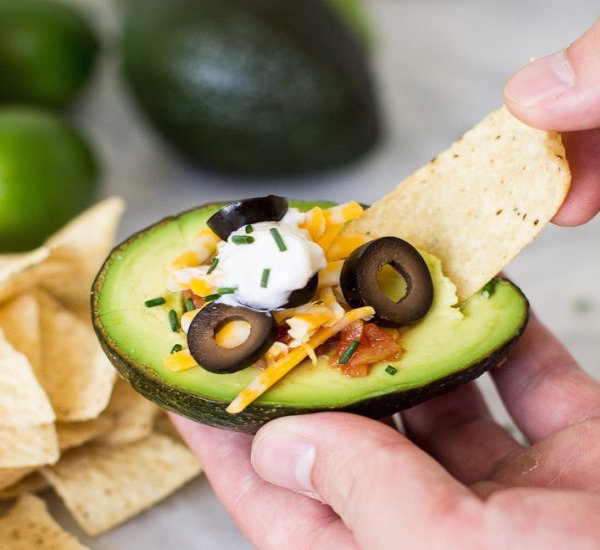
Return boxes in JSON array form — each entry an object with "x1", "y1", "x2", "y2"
[{"x1": 43, "y1": 0, "x2": 600, "y2": 547}]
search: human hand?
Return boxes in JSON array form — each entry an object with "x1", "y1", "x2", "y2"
[
  {"x1": 504, "y1": 18, "x2": 600, "y2": 226},
  {"x1": 171, "y1": 314, "x2": 600, "y2": 549}
]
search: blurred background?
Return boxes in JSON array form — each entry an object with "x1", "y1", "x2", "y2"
[{"x1": 0, "y1": 0, "x2": 598, "y2": 546}]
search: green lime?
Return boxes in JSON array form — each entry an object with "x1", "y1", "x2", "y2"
[
  {"x1": 0, "y1": 0, "x2": 99, "y2": 108},
  {"x1": 0, "y1": 106, "x2": 98, "y2": 252}
]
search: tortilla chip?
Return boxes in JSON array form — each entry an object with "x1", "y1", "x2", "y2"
[
  {"x1": 0, "y1": 468, "x2": 33, "y2": 492},
  {"x1": 0, "y1": 294, "x2": 42, "y2": 382},
  {"x1": 0, "y1": 330, "x2": 54, "y2": 427},
  {"x1": 97, "y1": 379, "x2": 160, "y2": 445},
  {"x1": 346, "y1": 106, "x2": 571, "y2": 300},
  {"x1": 36, "y1": 291, "x2": 116, "y2": 421},
  {"x1": 0, "y1": 472, "x2": 47, "y2": 499},
  {"x1": 0, "y1": 424, "x2": 58, "y2": 468},
  {"x1": 40, "y1": 197, "x2": 125, "y2": 312},
  {"x1": 0, "y1": 493, "x2": 89, "y2": 549},
  {"x1": 42, "y1": 433, "x2": 201, "y2": 536},
  {"x1": 0, "y1": 247, "x2": 49, "y2": 305},
  {"x1": 57, "y1": 416, "x2": 115, "y2": 451}
]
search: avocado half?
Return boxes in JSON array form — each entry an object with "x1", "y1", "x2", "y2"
[{"x1": 92, "y1": 201, "x2": 529, "y2": 434}]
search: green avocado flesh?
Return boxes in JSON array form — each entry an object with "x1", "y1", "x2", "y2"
[{"x1": 92, "y1": 201, "x2": 529, "y2": 433}]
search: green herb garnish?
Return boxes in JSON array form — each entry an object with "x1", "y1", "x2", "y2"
[
  {"x1": 232, "y1": 235, "x2": 255, "y2": 245},
  {"x1": 144, "y1": 296, "x2": 165, "y2": 308},
  {"x1": 385, "y1": 365, "x2": 398, "y2": 376},
  {"x1": 481, "y1": 278, "x2": 497, "y2": 299},
  {"x1": 269, "y1": 227, "x2": 287, "y2": 251},
  {"x1": 204, "y1": 293, "x2": 221, "y2": 302},
  {"x1": 168, "y1": 309, "x2": 179, "y2": 332},
  {"x1": 207, "y1": 257, "x2": 219, "y2": 274},
  {"x1": 170, "y1": 344, "x2": 183, "y2": 354},
  {"x1": 184, "y1": 298, "x2": 196, "y2": 312},
  {"x1": 261, "y1": 268, "x2": 270, "y2": 288},
  {"x1": 217, "y1": 287, "x2": 237, "y2": 295},
  {"x1": 339, "y1": 340, "x2": 359, "y2": 365},
  {"x1": 245, "y1": 225, "x2": 254, "y2": 234}
]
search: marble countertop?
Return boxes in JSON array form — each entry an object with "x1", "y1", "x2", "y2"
[{"x1": 49, "y1": 0, "x2": 600, "y2": 547}]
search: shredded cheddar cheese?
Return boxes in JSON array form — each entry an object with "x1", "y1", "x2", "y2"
[
  {"x1": 171, "y1": 250, "x2": 200, "y2": 269},
  {"x1": 215, "y1": 320, "x2": 251, "y2": 349},
  {"x1": 323, "y1": 201, "x2": 363, "y2": 225},
  {"x1": 315, "y1": 224, "x2": 343, "y2": 252},
  {"x1": 180, "y1": 309, "x2": 200, "y2": 333},
  {"x1": 318, "y1": 260, "x2": 344, "y2": 288},
  {"x1": 190, "y1": 278, "x2": 213, "y2": 297},
  {"x1": 265, "y1": 341, "x2": 289, "y2": 363},
  {"x1": 164, "y1": 349, "x2": 197, "y2": 372},
  {"x1": 300, "y1": 207, "x2": 327, "y2": 241},
  {"x1": 326, "y1": 234, "x2": 369, "y2": 261},
  {"x1": 226, "y1": 306, "x2": 375, "y2": 414}
]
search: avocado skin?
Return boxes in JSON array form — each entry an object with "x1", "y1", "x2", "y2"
[
  {"x1": 122, "y1": 0, "x2": 379, "y2": 176},
  {"x1": 92, "y1": 202, "x2": 529, "y2": 435},
  {"x1": 97, "y1": 324, "x2": 525, "y2": 435}
]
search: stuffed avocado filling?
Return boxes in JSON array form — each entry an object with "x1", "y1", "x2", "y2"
[{"x1": 154, "y1": 195, "x2": 439, "y2": 414}]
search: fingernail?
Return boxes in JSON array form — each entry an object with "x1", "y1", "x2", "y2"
[
  {"x1": 251, "y1": 430, "x2": 315, "y2": 492},
  {"x1": 505, "y1": 50, "x2": 575, "y2": 106}
]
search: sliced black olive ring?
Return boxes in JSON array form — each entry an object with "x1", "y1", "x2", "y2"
[
  {"x1": 207, "y1": 195, "x2": 288, "y2": 241},
  {"x1": 284, "y1": 273, "x2": 318, "y2": 309},
  {"x1": 340, "y1": 236, "x2": 434, "y2": 327},
  {"x1": 188, "y1": 303, "x2": 277, "y2": 374}
]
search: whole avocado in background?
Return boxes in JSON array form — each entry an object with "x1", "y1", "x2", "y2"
[
  {"x1": 122, "y1": 0, "x2": 379, "y2": 177},
  {"x1": 325, "y1": 0, "x2": 372, "y2": 47},
  {"x1": 0, "y1": 107, "x2": 97, "y2": 252},
  {"x1": 0, "y1": 0, "x2": 99, "y2": 109}
]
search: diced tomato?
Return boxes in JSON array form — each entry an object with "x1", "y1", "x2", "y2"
[
  {"x1": 333, "y1": 321, "x2": 402, "y2": 377},
  {"x1": 276, "y1": 323, "x2": 294, "y2": 345},
  {"x1": 183, "y1": 289, "x2": 205, "y2": 309}
]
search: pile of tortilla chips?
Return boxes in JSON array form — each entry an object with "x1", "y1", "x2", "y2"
[{"x1": 0, "y1": 198, "x2": 201, "y2": 544}]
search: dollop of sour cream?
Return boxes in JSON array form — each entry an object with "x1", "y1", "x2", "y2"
[{"x1": 213, "y1": 209, "x2": 326, "y2": 310}]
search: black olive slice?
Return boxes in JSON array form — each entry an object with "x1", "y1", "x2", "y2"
[
  {"x1": 284, "y1": 273, "x2": 318, "y2": 308},
  {"x1": 207, "y1": 195, "x2": 288, "y2": 240},
  {"x1": 187, "y1": 303, "x2": 277, "y2": 374},
  {"x1": 340, "y1": 237, "x2": 433, "y2": 327}
]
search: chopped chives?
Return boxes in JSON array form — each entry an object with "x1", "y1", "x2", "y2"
[
  {"x1": 261, "y1": 268, "x2": 270, "y2": 288},
  {"x1": 144, "y1": 296, "x2": 165, "y2": 308},
  {"x1": 207, "y1": 257, "x2": 219, "y2": 274},
  {"x1": 204, "y1": 293, "x2": 221, "y2": 302},
  {"x1": 269, "y1": 227, "x2": 287, "y2": 251},
  {"x1": 245, "y1": 224, "x2": 254, "y2": 234},
  {"x1": 170, "y1": 344, "x2": 183, "y2": 354},
  {"x1": 385, "y1": 365, "x2": 398, "y2": 376},
  {"x1": 232, "y1": 235, "x2": 254, "y2": 245},
  {"x1": 168, "y1": 309, "x2": 179, "y2": 332},
  {"x1": 481, "y1": 278, "x2": 497, "y2": 299},
  {"x1": 184, "y1": 298, "x2": 196, "y2": 312},
  {"x1": 339, "y1": 340, "x2": 359, "y2": 365},
  {"x1": 217, "y1": 287, "x2": 237, "y2": 295}
]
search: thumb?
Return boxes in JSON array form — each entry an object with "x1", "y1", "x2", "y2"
[
  {"x1": 251, "y1": 413, "x2": 479, "y2": 548},
  {"x1": 504, "y1": 18, "x2": 600, "y2": 131}
]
